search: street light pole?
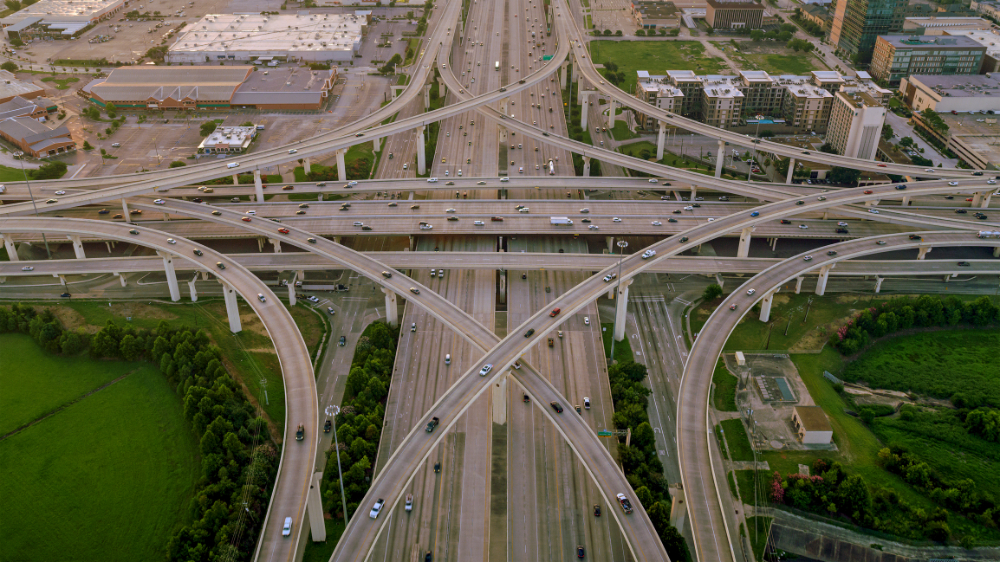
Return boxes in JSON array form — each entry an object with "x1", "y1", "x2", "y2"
[
  {"x1": 19, "y1": 154, "x2": 51, "y2": 259},
  {"x1": 326, "y1": 405, "x2": 349, "y2": 525},
  {"x1": 609, "y1": 239, "x2": 628, "y2": 361}
]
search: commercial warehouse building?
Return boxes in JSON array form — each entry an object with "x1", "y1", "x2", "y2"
[
  {"x1": 899, "y1": 73, "x2": 1000, "y2": 113},
  {"x1": 870, "y1": 35, "x2": 986, "y2": 86},
  {"x1": 84, "y1": 66, "x2": 336, "y2": 111},
  {"x1": 0, "y1": 117, "x2": 75, "y2": 157},
  {"x1": 167, "y1": 13, "x2": 364, "y2": 64},
  {"x1": 1, "y1": 0, "x2": 125, "y2": 41},
  {"x1": 0, "y1": 70, "x2": 46, "y2": 104}
]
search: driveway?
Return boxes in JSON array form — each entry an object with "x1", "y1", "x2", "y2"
[{"x1": 884, "y1": 111, "x2": 959, "y2": 168}]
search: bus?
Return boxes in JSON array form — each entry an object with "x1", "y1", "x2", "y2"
[
  {"x1": 495, "y1": 61, "x2": 500, "y2": 71},
  {"x1": 548, "y1": 159, "x2": 555, "y2": 175}
]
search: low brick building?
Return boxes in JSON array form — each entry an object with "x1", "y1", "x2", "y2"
[{"x1": 0, "y1": 117, "x2": 75, "y2": 157}]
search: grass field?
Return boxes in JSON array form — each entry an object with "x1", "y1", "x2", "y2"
[
  {"x1": 301, "y1": 519, "x2": 347, "y2": 562},
  {"x1": 600, "y1": 322, "x2": 634, "y2": 364},
  {"x1": 293, "y1": 142, "x2": 376, "y2": 182},
  {"x1": 608, "y1": 121, "x2": 639, "y2": 141},
  {"x1": 712, "y1": 359, "x2": 738, "y2": 412},
  {"x1": 41, "y1": 76, "x2": 79, "y2": 89},
  {"x1": 589, "y1": 41, "x2": 726, "y2": 93},
  {"x1": 0, "y1": 336, "x2": 199, "y2": 561},
  {"x1": 0, "y1": 164, "x2": 30, "y2": 182},
  {"x1": 840, "y1": 330, "x2": 1000, "y2": 404},
  {"x1": 743, "y1": 53, "x2": 820, "y2": 75},
  {"x1": 719, "y1": 418, "x2": 754, "y2": 461}
]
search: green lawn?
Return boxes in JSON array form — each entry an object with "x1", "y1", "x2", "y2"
[
  {"x1": 0, "y1": 338, "x2": 199, "y2": 561},
  {"x1": 608, "y1": 120, "x2": 639, "y2": 141},
  {"x1": 744, "y1": 516, "x2": 773, "y2": 562},
  {"x1": 600, "y1": 322, "x2": 633, "y2": 364},
  {"x1": 41, "y1": 76, "x2": 80, "y2": 90},
  {"x1": 0, "y1": 164, "x2": 30, "y2": 182},
  {"x1": 589, "y1": 41, "x2": 727, "y2": 93},
  {"x1": 732, "y1": 469, "x2": 762, "y2": 505},
  {"x1": 301, "y1": 519, "x2": 347, "y2": 562},
  {"x1": 743, "y1": 53, "x2": 820, "y2": 75},
  {"x1": 840, "y1": 330, "x2": 1000, "y2": 404},
  {"x1": 712, "y1": 359, "x2": 738, "y2": 412},
  {"x1": 293, "y1": 142, "x2": 376, "y2": 182},
  {"x1": 719, "y1": 418, "x2": 754, "y2": 461}
]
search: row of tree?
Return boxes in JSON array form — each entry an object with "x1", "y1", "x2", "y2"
[
  {"x1": 320, "y1": 321, "x2": 399, "y2": 519},
  {"x1": 833, "y1": 295, "x2": 1000, "y2": 356},
  {"x1": 608, "y1": 361, "x2": 690, "y2": 562},
  {"x1": 0, "y1": 305, "x2": 278, "y2": 561}
]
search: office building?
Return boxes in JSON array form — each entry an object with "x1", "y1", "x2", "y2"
[
  {"x1": 899, "y1": 74, "x2": 1000, "y2": 113},
  {"x1": 829, "y1": 0, "x2": 908, "y2": 62},
  {"x1": 870, "y1": 35, "x2": 986, "y2": 85},
  {"x1": 944, "y1": 29, "x2": 1000, "y2": 73},
  {"x1": 632, "y1": 1, "x2": 681, "y2": 29},
  {"x1": 826, "y1": 89, "x2": 886, "y2": 160},
  {"x1": 901, "y1": 16, "x2": 993, "y2": 35},
  {"x1": 705, "y1": 0, "x2": 764, "y2": 30},
  {"x1": 167, "y1": 13, "x2": 364, "y2": 64}
]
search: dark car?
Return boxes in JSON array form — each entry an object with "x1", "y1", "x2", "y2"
[
  {"x1": 60, "y1": 292, "x2": 71, "y2": 298},
  {"x1": 295, "y1": 424, "x2": 304, "y2": 441},
  {"x1": 524, "y1": 328, "x2": 535, "y2": 337},
  {"x1": 577, "y1": 545, "x2": 585, "y2": 558},
  {"x1": 193, "y1": 249, "x2": 203, "y2": 257},
  {"x1": 523, "y1": 394, "x2": 530, "y2": 403},
  {"x1": 98, "y1": 208, "x2": 110, "y2": 215},
  {"x1": 836, "y1": 228, "x2": 848, "y2": 234},
  {"x1": 339, "y1": 336, "x2": 346, "y2": 346},
  {"x1": 958, "y1": 261, "x2": 971, "y2": 267},
  {"x1": 324, "y1": 419, "x2": 332, "y2": 433},
  {"x1": 593, "y1": 504, "x2": 601, "y2": 517},
  {"x1": 216, "y1": 262, "x2": 226, "y2": 270},
  {"x1": 780, "y1": 219, "x2": 791, "y2": 224},
  {"x1": 956, "y1": 209, "x2": 968, "y2": 214},
  {"x1": 909, "y1": 235, "x2": 922, "y2": 240},
  {"x1": 550, "y1": 402, "x2": 563, "y2": 413}
]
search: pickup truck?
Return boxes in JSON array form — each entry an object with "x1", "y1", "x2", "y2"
[
  {"x1": 426, "y1": 417, "x2": 440, "y2": 432},
  {"x1": 617, "y1": 493, "x2": 633, "y2": 514}
]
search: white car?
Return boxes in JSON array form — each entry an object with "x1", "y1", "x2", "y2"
[
  {"x1": 684, "y1": 206, "x2": 694, "y2": 211},
  {"x1": 708, "y1": 218, "x2": 716, "y2": 222},
  {"x1": 584, "y1": 316, "x2": 590, "y2": 325},
  {"x1": 55, "y1": 190, "x2": 66, "y2": 195},
  {"x1": 948, "y1": 181, "x2": 959, "y2": 186},
  {"x1": 837, "y1": 222, "x2": 848, "y2": 227},
  {"x1": 446, "y1": 208, "x2": 456, "y2": 213},
  {"x1": 21, "y1": 266, "x2": 33, "y2": 271},
  {"x1": 479, "y1": 364, "x2": 493, "y2": 376},
  {"x1": 588, "y1": 225, "x2": 599, "y2": 230},
  {"x1": 648, "y1": 179, "x2": 658, "y2": 184},
  {"x1": 282, "y1": 517, "x2": 293, "y2": 537},
  {"x1": 369, "y1": 499, "x2": 385, "y2": 519},
  {"x1": 288, "y1": 149, "x2": 297, "y2": 154},
  {"x1": 869, "y1": 208, "x2": 880, "y2": 214},
  {"x1": 500, "y1": 177, "x2": 509, "y2": 182},
  {"x1": 427, "y1": 177, "x2": 438, "y2": 183},
  {"x1": 603, "y1": 273, "x2": 617, "y2": 282},
  {"x1": 798, "y1": 224, "x2": 809, "y2": 229},
  {"x1": 348, "y1": 181, "x2": 358, "y2": 187},
  {"x1": 308, "y1": 296, "x2": 320, "y2": 303},
  {"x1": 641, "y1": 249, "x2": 656, "y2": 259},
  {"x1": 612, "y1": 217, "x2": 622, "y2": 223},
  {"x1": 246, "y1": 210, "x2": 256, "y2": 215},
  {"x1": 474, "y1": 220, "x2": 485, "y2": 225},
  {"x1": 746, "y1": 288, "x2": 756, "y2": 295},
  {"x1": 154, "y1": 199, "x2": 165, "y2": 205},
  {"x1": 166, "y1": 238, "x2": 176, "y2": 244},
  {"x1": 803, "y1": 255, "x2": 813, "y2": 262},
  {"x1": 651, "y1": 221, "x2": 662, "y2": 226},
  {"x1": 420, "y1": 224, "x2": 433, "y2": 230}
]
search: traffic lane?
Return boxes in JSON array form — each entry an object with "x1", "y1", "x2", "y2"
[{"x1": 0, "y1": 217, "x2": 317, "y2": 562}]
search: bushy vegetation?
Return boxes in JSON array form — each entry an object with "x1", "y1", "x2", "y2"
[
  {"x1": 320, "y1": 321, "x2": 398, "y2": 519},
  {"x1": 0, "y1": 304, "x2": 278, "y2": 561},
  {"x1": 28, "y1": 161, "x2": 68, "y2": 180},
  {"x1": 608, "y1": 360, "x2": 691, "y2": 561}
]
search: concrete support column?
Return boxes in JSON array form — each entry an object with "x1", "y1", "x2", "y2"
[
  {"x1": 606, "y1": 236, "x2": 614, "y2": 253},
  {"x1": 917, "y1": 246, "x2": 932, "y2": 260},
  {"x1": 771, "y1": 237, "x2": 778, "y2": 252},
  {"x1": 121, "y1": 199, "x2": 131, "y2": 223},
  {"x1": 105, "y1": 241, "x2": 112, "y2": 253},
  {"x1": 288, "y1": 274, "x2": 297, "y2": 306},
  {"x1": 656, "y1": 121, "x2": 666, "y2": 161},
  {"x1": 372, "y1": 136, "x2": 381, "y2": 152},
  {"x1": 336, "y1": 149, "x2": 347, "y2": 182},
  {"x1": 308, "y1": 472, "x2": 327, "y2": 542},
  {"x1": 613, "y1": 279, "x2": 632, "y2": 342},
  {"x1": 560, "y1": 62, "x2": 568, "y2": 89},
  {"x1": 423, "y1": 83, "x2": 431, "y2": 110},
  {"x1": 582, "y1": 156, "x2": 591, "y2": 177},
  {"x1": 715, "y1": 140, "x2": 725, "y2": 178},
  {"x1": 971, "y1": 192, "x2": 983, "y2": 207},
  {"x1": 438, "y1": 78, "x2": 447, "y2": 99},
  {"x1": 253, "y1": 169, "x2": 264, "y2": 202},
  {"x1": 581, "y1": 92, "x2": 589, "y2": 129},
  {"x1": 383, "y1": 288, "x2": 398, "y2": 326},
  {"x1": 786, "y1": 158, "x2": 795, "y2": 184},
  {"x1": 222, "y1": 281, "x2": 242, "y2": 333},
  {"x1": 874, "y1": 276, "x2": 884, "y2": 294},
  {"x1": 608, "y1": 98, "x2": 616, "y2": 127},
  {"x1": 1, "y1": 234, "x2": 18, "y2": 261},
  {"x1": 187, "y1": 276, "x2": 198, "y2": 302},
  {"x1": 304, "y1": 157, "x2": 312, "y2": 175},
  {"x1": 715, "y1": 272, "x2": 725, "y2": 288},
  {"x1": 673, "y1": 190, "x2": 683, "y2": 202},
  {"x1": 759, "y1": 288, "x2": 778, "y2": 322},
  {"x1": 409, "y1": 235, "x2": 416, "y2": 251},
  {"x1": 944, "y1": 274, "x2": 955, "y2": 283},
  {"x1": 816, "y1": 263, "x2": 835, "y2": 296},
  {"x1": 794, "y1": 276, "x2": 804, "y2": 294},
  {"x1": 157, "y1": 251, "x2": 180, "y2": 302},
  {"x1": 492, "y1": 374, "x2": 508, "y2": 425},
  {"x1": 54, "y1": 274, "x2": 66, "y2": 286},
  {"x1": 994, "y1": 247, "x2": 1000, "y2": 258},
  {"x1": 67, "y1": 235, "x2": 85, "y2": 259},
  {"x1": 737, "y1": 227, "x2": 753, "y2": 258},
  {"x1": 690, "y1": 185, "x2": 697, "y2": 201},
  {"x1": 982, "y1": 192, "x2": 993, "y2": 208},
  {"x1": 416, "y1": 125, "x2": 426, "y2": 175},
  {"x1": 117, "y1": 272, "x2": 127, "y2": 287}
]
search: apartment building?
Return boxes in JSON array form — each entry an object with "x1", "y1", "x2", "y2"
[
  {"x1": 870, "y1": 34, "x2": 986, "y2": 85},
  {"x1": 826, "y1": 90, "x2": 886, "y2": 159},
  {"x1": 700, "y1": 76, "x2": 745, "y2": 128}
]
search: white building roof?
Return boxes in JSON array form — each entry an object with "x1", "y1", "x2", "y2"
[
  {"x1": 169, "y1": 13, "x2": 362, "y2": 56},
  {"x1": 0, "y1": 0, "x2": 122, "y2": 25}
]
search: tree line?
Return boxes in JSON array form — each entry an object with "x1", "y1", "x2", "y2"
[
  {"x1": 608, "y1": 360, "x2": 691, "y2": 561},
  {"x1": 320, "y1": 321, "x2": 398, "y2": 519},
  {"x1": 0, "y1": 304, "x2": 278, "y2": 561}
]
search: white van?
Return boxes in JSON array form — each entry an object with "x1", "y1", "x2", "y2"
[
  {"x1": 227, "y1": 162, "x2": 240, "y2": 169},
  {"x1": 282, "y1": 517, "x2": 293, "y2": 537}
]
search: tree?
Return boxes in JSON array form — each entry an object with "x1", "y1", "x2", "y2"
[
  {"x1": 82, "y1": 140, "x2": 93, "y2": 150},
  {"x1": 635, "y1": 29, "x2": 645, "y2": 36},
  {"x1": 200, "y1": 121, "x2": 218, "y2": 137},
  {"x1": 750, "y1": 29, "x2": 764, "y2": 41},
  {"x1": 829, "y1": 166, "x2": 861, "y2": 186},
  {"x1": 899, "y1": 136, "x2": 914, "y2": 148},
  {"x1": 615, "y1": 30, "x2": 622, "y2": 36},
  {"x1": 169, "y1": 160, "x2": 186, "y2": 168},
  {"x1": 819, "y1": 142, "x2": 837, "y2": 154},
  {"x1": 1, "y1": 61, "x2": 17, "y2": 73},
  {"x1": 881, "y1": 123, "x2": 893, "y2": 140},
  {"x1": 603, "y1": 29, "x2": 612, "y2": 36},
  {"x1": 702, "y1": 284, "x2": 723, "y2": 301}
]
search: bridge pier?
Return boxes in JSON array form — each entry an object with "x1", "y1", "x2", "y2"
[
  {"x1": 995, "y1": 247, "x2": 1000, "y2": 258},
  {"x1": 874, "y1": 276, "x2": 884, "y2": 293},
  {"x1": 582, "y1": 156, "x2": 591, "y2": 177},
  {"x1": 715, "y1": 272, "x2": 725, "y2": 288},
  {"x1": 254, "y1": 169, "x2": 264, "y2": 202},
  {"x1": 221, "y1": 281, "x2": 242, "y2": 333},
  {"x1": 673, "y1": 190, "x2": 683, "y2": 202},
  {"x1": 158, "y1": 251, "x2": 180, "y2": 302},
  {"x1": 438, "y1": 78, "x2": 447, "y2": 99},
  {"x1": 560, "y1": 61, "x2": 568, "y2": 89},
  {"x1": 759, "y1": 287, "x2": 778, "y2": 322},
  {"x1": 900, "y1": 195, "x2": 910, "y2": 206},
  {"x1": 383, "y1": 288, "x2": 398, "y2": 326},
  {"x1": 2, "y1": 234, "x2": 19, "y2": 261},
  {"x1": 690, "y1": 185, "x2": 697, "y2": 201},
  {"x1": 982, "y1": 192, "x2": 993, "y2": 208},
  {"x1": 737, "y1": 227, "x2": 753, "y2": 258},
  {"x1": 580, "y1": 92, "x2": 589, "y2": 129},
  {"x1": 715, "y1": 140, "x2": 725, "y2": 178},
  {"x1": 409, "y1": 235, "x2": 416, "y2": 251},
  {"x1": 608, "y1": 98, "x2": 615, "y2": 127},
  {"x1": 770, "y1": 237, "x2": 778, "y2": 252},
  {"x1": 288, "y1": 275, "x2": 297, "y2": 306},
  {"x1": 794, "y1": 276, "x2": 804, "y2": 294},
  {"x1": 424, "y1": 83, "x2": 431, "y2": 110},
  {"x1": 492, "y1": 374, "x2": 508, "y2": 425},
  {"x1": 786, "y1": 158, "x2": 795, "y2": 184},
  {"x1": 272, "y1": 238, "x2": 284, "y2": 253},
  {"x1": 67, "y1": 235, "x2": 86, "y2": 259},
  {"x1": 304, "y1": 157, "x2": 312, "y2": 175},
  {"x1": 308, "y1": 472, "x2": 327, "y2": 542},
  {"x1": 613, "y1": 279, "x2": 632, "y2": 342},
  {"x1": 54, "y1": 274, "x2": 66, "y2": 286},
  {"x1": 232, "y1": 174, "x2": 239, "y2": 185},
  {"x1": 605, "y1": 236, "x2": 614, "y2": 253},
  {"x1": 417, "y1": 125, "x2": 426, "y2": 175},
  {"x1": 121, "y1": 199, "x2": 131, "y2": 223},
  {"x1": 971, "y1": 192, "x2": 983, "y2": 207},
  {"x1": 188, "y1": 274, "x2": 198, "y2": 302},
  {"x1": 816, "y1": 263, "x2": 835, "y2": 296},
  {"x1": 656, "y1": 121, "x2": 666, "y2": 161},
  {"x1": 337, "y1": 149, "x2": 347, "y2": 182},
  {"x1": 917, "y1": 246, "x2": 932, "y2": 260}
]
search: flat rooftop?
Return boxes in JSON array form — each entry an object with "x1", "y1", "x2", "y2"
[
  {"x1": 170, "y1": 13, "x2": 363, "y2": 54},
  {"x1": 907, "y1": 74, "x2": 1000, "y2": 98},
  {"x1": 880, "y1": 34, "x2": 985, "y2": 50},
  {"x1": 0, "y1": 70, "x2": 45, "y2": 101},
  {"x1": 838, "y1": 90, "x2": 881, "y2": 109},
  {"x1": 633, "y1": 1, "x2": 679, "y2": 18},
  {"x1": 941, "y1": 29, "x2": 1000, "y2": 54},
  {"x1": 0, "y1": 0, "x2": 121, "y2": 24}
]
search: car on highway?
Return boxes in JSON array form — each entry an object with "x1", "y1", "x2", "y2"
[
  {"x1": 827, "y1": 250, "x2": 838, "y2": 256},
  {"x1": 803, "y1": 255, "x2": 813, "y2": 262},
  {"x1": 651, "y1": 221, "x2": 662, "y2": 226},
  {"x1": 641, "y1": 250, "x2": 656, "y2": 259},
  {"x1": 958, "y1": 261, "x2": 971, "y2": 266},
  {"x1": 283, "y1": 517, "x2": 293, "y2": 537},
  {"x1": 616, "y1": 493, "x2": 633, "y2": 513},
  {"x1": 909, "y1": 234, "x2": 923, "y2": 240},
  {"x1": 588, "y1": 225, "x2": 599, "y2": 230},
  {"x1": 869, "y1": 208, "x2": 880, "y2": 214},
  {"x1": 612, "y1": 217, "x2": 622, "y2": 222},
  {"x1": 729, "y1": 303, "x2": 738, "y2": 311},
  {"x1": 750, "y1": 211, "x2": 759, "y2": 217},
  {"x1": 21, "y1": 266, "x2": 33, "y2": 271},
  {"x1": 817, "y1": 195, "x2": 827, "y2": 201},
  {"x1": 863, "y1": 190, "x2": 873, "y2": 194},
  {"x1": 798, "y1": 224, "x2": 809, "y2": 229},
  {"x1": 549, "y1": 308, "x2": 561, "y2": 317},
  {"x1": 746, "y1": 288, "x2": 756, "y2": 295},
  {"x1": 278, "y1": 228, "x2": 290, "y2": 234},
  {"x1": 684, "y1": 206, "x2": 694, "y2": 211},
  {"x1": 128, "y1": 228, "x2": 140, "y2": 235},
  {"x1": 524, "y1": 328, "x2": 535, "y2": 337},
  {"x1": 593, "y1": 504, "x2": 601, "y2": 517},
  {"x1": 479, "y1": 364, "x2": 493, "y2": 376},
  {"x1": 956, "y1": 209, "x2": 968, "y2": 214},
  {"x1": 154, "y1": 198, "x2": 165, "y2": 205},
  {"x1": 369, "y1": 499, "x2": 385, "y2": 519},
  {"x1": 949, "y1": 181, "x2": 959, "y2": 186},
  {"x1": 339, "y1": 336, "x2": 346, "y2": 346},
  {"x1": 257, "y1": 293, "x2": 266, "y2": 303},
  {"x1": 411, "y1": 322, "x2": 417, "y2": 332},
  {"x1": 579, "y1": 208, "x2": 589, "y2": 213},
  {"x1": 98, "y1": 209, "x2": 110, "y2": 214},
  {"x1": 550, "y1": 402, "x2": 563, "y2": 413},
  {"x1": 306, "y1": 238, "x2": 317, "y2": 244},
  {"x1": 419, "y1": 224, "x2": 433, "y2": 230},
  {"x1": 327, "y1": 307, "x2": 336, "y2": 315},
  {"x1": 603, "y1": 273, "x2": 617, "y2": 282},
  {"x1": 242, "y1": 216, "x2": 251, "y2": 222},
  {"x1": 45, "y1": 198, "x2": 57, "y2": 204},
  {"x1": 837, "y1": 222, "x2": 849, "y2": 227}
]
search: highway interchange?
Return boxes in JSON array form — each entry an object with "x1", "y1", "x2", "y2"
[{"x1": 2, "y1": 0, "x2": 1000, "y2": 560}]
